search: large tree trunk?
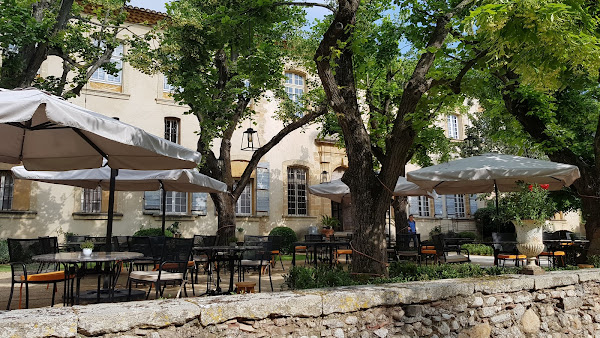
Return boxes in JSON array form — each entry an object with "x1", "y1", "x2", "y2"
[
  {"x1": 581, "y1": 196, "x2": 600, "y2": 257},
  {"x1": 211, "y1": 192, "x2": 236, "y2": 245},
  {"x1": 393, "y1": 196, "x2": 409, "y2": 239}
]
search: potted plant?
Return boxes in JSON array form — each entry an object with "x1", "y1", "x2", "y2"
[
  {"x1": 501, "y1": 182, "x2": 557, "y2": 275},
  {"x1": 320, "y1": 215, "x2": 340, "y2": 238},
  {"x1": 80, "y1": 240, "x2": 94, "y2": 256},
  {"x1": 168, "y1": 221, "x2": 181, "y2": 238}
]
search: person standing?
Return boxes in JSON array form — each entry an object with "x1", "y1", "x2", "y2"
[{"x1": 407, "y1": 214, "x2": 416, "y2": 234}]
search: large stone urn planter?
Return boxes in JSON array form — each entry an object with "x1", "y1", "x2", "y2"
[{"x1": 515, "y1": 219, "x2": 545, "y2": 275}]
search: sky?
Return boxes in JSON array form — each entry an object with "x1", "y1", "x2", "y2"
[{"x1": 128, "y1": 0, "x2": 329, "y2": 25}]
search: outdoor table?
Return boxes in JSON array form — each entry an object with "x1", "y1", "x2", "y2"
[
  {"x1": 193, "y1": 245, "x2": 262, "y2": 294},
  {"x1": 291, "y1": 240, "x2": 350, "y2": 268},
  {"x1": 33, "y1": 251, "x2": 143, "y2": 305}
]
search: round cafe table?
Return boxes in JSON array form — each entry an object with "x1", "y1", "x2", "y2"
[{"x1": 33, "y1": 251, "x2": 144, "y2": 305}]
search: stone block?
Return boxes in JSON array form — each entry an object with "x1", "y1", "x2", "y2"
[
  {"x1": 190, "y1": 291, "x2": 322, "y2": 326},
  {"x1": 459, "y1": 323, "x2": 491, "y2": 338},
  {"x1": 0, "y1": 307, "x2": 77, "y2": 338},
  {"x1": 560, "y1": 297, "x2": 583, "y2": 311},
  {"x1": 490, "y1": 312, "x2": 511, "y2": 324},
  {"x1": 76, "y1": 299, "x2": 200, "y2": 335},
  {"x1": 397, "y1": 279, "x2": 475, "y2": 304},
  {"x1": 534, "y1": 272, "x2": 579, "y2": 290},
  {"x1": 405, "y1": 305, "x2": 423, "y2": 317},
  {"x1": 577, "y1": 269, "x2": 600, "y2": 282},
  {"x1": 321, "y1": 285, "x2": 413, "y2": 315},
  {"x1": 473, "y1": 275, "x2": 534, "y2": 294}
]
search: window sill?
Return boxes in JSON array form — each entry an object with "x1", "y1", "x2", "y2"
[
  {"x1": 82, "y1": 88, "x2": 130, "y2": 100},
  {"x1": 282, "y1": 215, "x2": 318, "y2": 220},
  {"x1": 0, "y1": 210, "x2": 37, "y2": 219},
  {"x1": 72, "y1": 212, "x2": 123, "y2": 220},
  {"x1": 142, "y1": 212, "x2": 196, "y2": 221},
  {"x1": 236, "y1": 216, "x2": 268, "y2": 221},
  {"x1": 155, "y1": 98, "x2": 187, "y2": 107}
]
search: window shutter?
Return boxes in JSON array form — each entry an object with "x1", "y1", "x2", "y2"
[
  {"x1": 144, "y1": 191, "x2": 161, "y2": 210},
  {"x1": 434, "y1": 195, "x2": 444, "y2": 216},
  {"x1": 446, "y1": 195, "x2": 456, "y2": 218},
  {"x1": 256, "y1": 162, "x2": 270, "y2": 214},
  {"x1": 192, "y1": 192, "x2": 207, "y2": 215},
  {"x1": 469, "y1": 194, "x2": 478, "y2": 216},
  {"x1": 408, "y1": 196, "x2": 419, "y2": 215}
]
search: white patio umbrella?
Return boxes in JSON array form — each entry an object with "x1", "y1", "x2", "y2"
[
  {"x1": 12, "y1": 166, "x2": 227, "y2": 235},
  {"x1": 308, "y1": 176, "x2": 438, "y2": 203},
  {"x1": 0, "y1": 88, "x2": 202, "y2": 247},
  {"x1": 406, "y1": 153, "x2": 581, "y2": 213}
]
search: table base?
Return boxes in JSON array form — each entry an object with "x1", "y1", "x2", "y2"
[{"x1": 77, "y1": 288, "x2": 145, "y2": 304}]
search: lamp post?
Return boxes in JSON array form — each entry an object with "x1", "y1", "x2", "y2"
[
  {"x1": 241, "y1": 127, "x2": 259, "y2": 151},
  {"x1": 320, "y1": 170, "x2": 329, "y2": 183},
  {"x1": 463, "y1": 134, "x2": 480, "y2": 157}
]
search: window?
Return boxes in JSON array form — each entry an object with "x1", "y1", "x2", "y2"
[
  {"x1": 91, "y1": 44, "x2": 123, "y2": 84},
  {"x1": 163, "y1": 75, "x2": 176, "y2": 93},
  {"x1": 446, "y1": 194, "x2": 466, "y2": 218},
  {"x1": 447, "y1": 114, "x2": 459, "y2": 139},
  {"x1": 143, "y1": 190, "x2": 187, "y2": 214},
  {"x1": 235, "y1": 181, "x2": 252, "y2": 216},
  {"x1": 82, "y1": 187, "x2": 102, "y2": 213},
  {"x1": 284, "y1": 72, "x2": 304, "y2": 106},
  {"x1": 192, "y1": 192, "x2": 208, "y2": 215},
  {"x1": 165, "y1": 117, "x2": 180, "y2": 144},
  {"x1": 165, "y1": 191, "x2": 187, "y2": 214},
  {"x1": 417, "y1": 196, "x2": 430, "y2": 217},
  {"x1": 287, "y1": 167, "x2": 307, "y2": 215},
  {"x1": 0, "y1": 171, "x2": 14, "y2": 210}
]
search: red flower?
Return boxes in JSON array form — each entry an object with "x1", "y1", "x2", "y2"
[{"x1": 528, "y1": 184, "x2": 550, "y2": 191}]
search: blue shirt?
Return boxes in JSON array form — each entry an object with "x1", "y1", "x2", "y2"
[{"x1": 408, "y1": 220, "x2": 416, "y2": 233}]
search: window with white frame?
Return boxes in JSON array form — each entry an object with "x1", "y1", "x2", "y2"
[
  {"x1": 418, "y1": 196, "x2": 430, "y2": 217},
  {"x1": 235, "y1": 181, "x2": 252, "y2": 216},
  {"x1": 165, "y1": 191, "x2": 187, "y2": 214},
  {"x1": 91, "y1": 44, "x2": 123, "y2": 84},
  {"x1": 0, "y1": 171, "x2": 14, "y2": 210},
  {"x1": 82, "y1": 187, "x2": 102, "y2": 213},
  {"x1": 163, "y1": 75, "x2": 176, "y2": 92},
  {"x1": 447, "y1": 114, "x2": 460, "y2": 139},
  {"x1": 284, "y1": 72, "x2": 304, "y2": 106},
  {"x1": 447, "y1": 194, "x2": 466, "y2": 218},
  {"x1": 287, "y1": 167, "x2": 307, "y2": 215},
  {"x1": 192, "y1": 192, "x2": 208, "y2": 215},
  {"x1": 164, "y1": 117, "x2": 179, "y2": 144}
]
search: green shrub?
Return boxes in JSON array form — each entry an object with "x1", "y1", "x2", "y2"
[
  {"x1": 284, "y1": 266, "x2": 358, "y2": 290},
  {"x1": 388, "y1": 262, "x2": 520, "y2": 282},
  {"x1": 0, "y1": 239, "x2": 8, "y2": 264},
  {"x1": 588, "y1": 255, "x2": 600, "y2": 268},
  {"x1": 461, "y1": 243, "x2": 494, "y2": 256},
  {"x1": 133, "y1": 228, "x2": 173, "y2": 237},
  {"x1": 457, "y1": 231, "x2": 477, "y2": 240},
  {"x1": 268, "y1": 227, "x2": 297, "y2": 254}
]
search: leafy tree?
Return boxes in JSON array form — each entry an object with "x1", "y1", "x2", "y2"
[
  {"x1": 464, "y1": 1, "x2": 600, "y2": 256},
  {"x1": 127, "y1": 0, "x2": 329, "y2": 242},
  {"x1": 0, "y1": 0, "x2": 129, "y2": 97}
]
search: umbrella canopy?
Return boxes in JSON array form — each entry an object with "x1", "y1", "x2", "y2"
[
  {"x1": 0, "y1": 88, "x2": 201, "y2": 171},
  {"x1": 308, "y1": 177, "x2": 437, "y2": 203},
  {"x1": 12, "y1": 166, "x2": 227, "y2": 234},
  {"x1": 406, "y1": 153, "x2": 580, "y2": 195}
]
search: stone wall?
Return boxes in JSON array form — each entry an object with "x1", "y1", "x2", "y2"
[{"x1": 1, "y1": 269, "x2": 600, "y2": 337}]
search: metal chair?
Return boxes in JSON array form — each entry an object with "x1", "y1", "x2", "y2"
[
  {"x1": 492, "y1": 232, "x2": 525, "y2": 267},
  {"x1": 538, "y1": 232, "x2": 566, "y2": 267},
  {"x1": 237, "y1": 241, "x2": 273, "y2": 292},
  {"x1": 431, "y1": 234, "x2": 470, "y2": 264},
  {"x1": 395, "y1": 234, "x2": 421, "y2": 265},
  {"x1": 6, "y1": 238, "x2": 73, "y2": 310}
]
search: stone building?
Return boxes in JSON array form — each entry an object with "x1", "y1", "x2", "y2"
[{"x1": 0, "y1": 6, "x2": 581, "y2": 241}]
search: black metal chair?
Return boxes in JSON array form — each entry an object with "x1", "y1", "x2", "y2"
[
  {"x1": 492, "y1": 232, "x2": 525, "y2": 267},
  {"x1": 431, "y1": 234, "x2": 470, "y2": 264},
  {"x1": 192, "y1": 235, "x2": 218, "y2": 292},
  {"x1": 237, "y1": 241, "x2": 273, "y2": 292},
  {"x1": 127, "y1": 237, "x2": 194, "y2": 300},
  {"x1": 113, "y1": 236, "x2": 129, "y2": 251},
  {"x1": 128, "y1": 236, "x2": 155, "y2": 271},
  {"x1": 538, "y1": 232, "x2": 566, "y2": 267},
  {"x1": 6, "y1": 238, "x2": 73, "y2": 310},
  {"x1": 304, "y1": 234, "x2": 325, "y2": 264},
  {"x1": 395, "y1": 233, "x2": 421, "y2": 265}
]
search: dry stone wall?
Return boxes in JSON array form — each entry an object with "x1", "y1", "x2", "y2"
[{"x1": 1, "y1": 269, "x2": 600, "y2": 337}]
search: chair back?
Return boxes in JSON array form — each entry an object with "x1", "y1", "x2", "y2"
[
  {"x1": 431, "y1": 234, "x2": 446, "y2": 258},
  {"x1": 158, "y1": 237, "x2": 194, "y2": 273},
  {"x1": 7, "y1": 238, "x2": 46, "y2": 264},
  {"x1": 491, "y1": 232, "x2": 518, "y2": 252},
  {"x1": 268, "y1": 235, "x2": 283, "y2": 251},
  {"x1": 38, "y1": 236, "x2": 59, "y2": 254},
  {"x1": 128, "y1": 236, "x2": 153, "y2": 258},
  {"x1": 396, "y1": 233, "x2": 420, "y2": 251},
  {"x1": 242, "y1": 240, "x2": 272, "y2": 261},
  {"x1": 149, "y1": 236, "x2": 166, "y2": 259},
  {"x1": 85, "y1": 236, "x2": 108, "y2": 251},
  {"x1": 193, "y1": 235, "x2": 217, "y2": 247},
  {"x1": 113, "y1": 236, "x2": 129, "y2": 251},
  {"x1": 244, "y1": 235, "x2": 269, "y2": 242},
  {"x1": 66, "y1": 234, "x2": 86, "y2": 243},
  {"x1": 305, "y1": 234, "x2": 323, "y2": 242}
]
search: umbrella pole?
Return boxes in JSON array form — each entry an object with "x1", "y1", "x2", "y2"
[
  {"x1": 106, "y1": 168, "x2": 118, "y2": 252},
  {"x1": 494, "y1": 180, "x2": 500, "y2": 232},
  {"x1": 161, "y1": 183, "x2": 167, "y2": 236}
]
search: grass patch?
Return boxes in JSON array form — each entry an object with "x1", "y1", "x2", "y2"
[
  {"x1": 0, "y1": 264, "x2": 11, "y2": 272},
  {"x1": 461, "y1": 243, "x2": 494, "y2": 256}
]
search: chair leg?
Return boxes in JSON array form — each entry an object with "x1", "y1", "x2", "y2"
[
  {"x1": 268, "y1": 266, "x2": 273, "y2": 292},
  {"x1": 6, "y1": 279, "x2": 15, "y2": 310},
  {"x1": 25, "y1": 282, "x2": 30, "y2": 309},
  {"x1": 51, "y1": 282, "x2": 56, "y2": 307},
  {"x1": 279, "y1": 253, "x2": 285, "y2": 271}
]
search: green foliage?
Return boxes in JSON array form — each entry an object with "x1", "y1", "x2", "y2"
[
  {"x1": 283, "y1": 266, "x2": 358, "y2": 290},
  {"x1": 501, "y1": 183, "x2": 558, "y2": 226},
  {"x1": 429, "y1": 225, "x2": 442, "y2": 239},
  {"x1": 133, "y1": 228, "x2": 174, "y2": 237},
  {"x1": 456, "y1": 232, "x2": 477, "y2": 240},
  {"x1": 167, "y1": 222, "x2": 181, "y2": 235},
  {"x1": 588, "y1": 255, "x2": 600, "y2": 268},
  {"x1": 320, "y1": 215, "x2": 341, "y2": 231},
  {"x1": 461, "y1": 244, "x2": 493, "y2": 256},
  {"x1": 388, "y1": 262, "x2": 520, "y2": 282},
  {"x1": 80, "y1": 240, "x2": 94, "y2": 250},
  {"x1": 268, "y1": 227, "x2": 297, "y2": 254},
  {"x1": 0, "y1": 239, "x2": 8, "y2": 264},
  {"x1": 473, "y1": 205, "x2": 515, "y2": 239}
]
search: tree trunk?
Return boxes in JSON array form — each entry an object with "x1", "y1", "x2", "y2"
[
  {"x1": 211, "y1": 192, "x2": 236, "y2": 245},
  {"x1": 581, "y1": 196, "x2": 600, "y2": 257}
]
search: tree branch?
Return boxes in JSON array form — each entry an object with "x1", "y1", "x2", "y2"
[{"x1": 271, "y1": 1, "x2": 336, "y2": 12}]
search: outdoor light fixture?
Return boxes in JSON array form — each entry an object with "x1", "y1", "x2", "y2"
[
  {"x1": 463, "y1": 134, "x2": 479, "y2": 157},
  {"x1": 241, "y1": 127, "x2": 259, "y2": 151},
  {"x1": 320, "y1": 170, "x2": 329, "y2": 183}
]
